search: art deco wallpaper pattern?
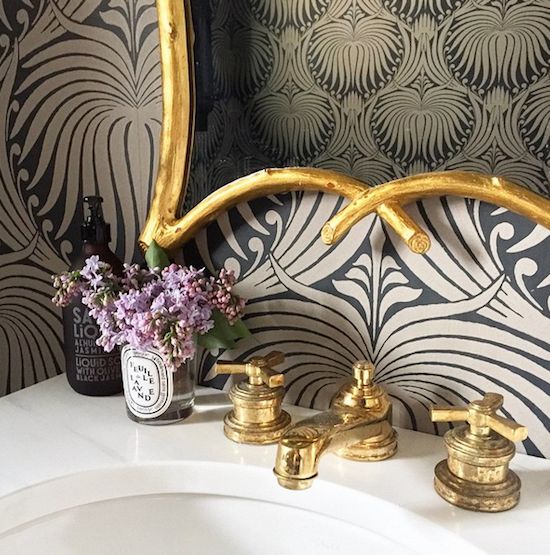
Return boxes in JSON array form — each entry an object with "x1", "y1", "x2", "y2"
[
  {"x1": 188, "y1": 0, "x2": 550, "y2": 457},
  {"x1": 0, "y1": 1, "x2": 549, "y2": 456},
  {"x1": 0, "y1": 0, "x2": 162, "y2": 394}
]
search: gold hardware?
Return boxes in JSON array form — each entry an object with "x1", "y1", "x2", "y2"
[
  {"x1": 431, "y1": 393, "x2": 528, "y2": 512},
  {"x1": 215, "y1": 351, "x2": 291, "y2": 445},
  {"x1": 274, "y1": 361, "x2": 397, "y2": 490}
]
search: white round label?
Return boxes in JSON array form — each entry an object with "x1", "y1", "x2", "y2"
[{"x1": 121, "y1": 347, "x2": 173, "y2": 419}]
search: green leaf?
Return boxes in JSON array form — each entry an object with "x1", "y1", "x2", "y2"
[
  {"x1": 197, "y1": 332, "x2": 235, "y2": 351},
  {"x1": 145, "y1": 240, "x2": 170, "y2": 270},
  {"x1": 212, "y1": 310, "x2": 239, "y2": 341},
  {"x1": 197, "y1": 310, "x2": 250, "y2": 352},
  {"x1": 230, "y1": 318, "x2": 251, "y2": 339}
]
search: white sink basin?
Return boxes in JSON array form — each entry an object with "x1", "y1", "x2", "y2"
[
  {"x1": 0, "y1": 462, "x2": 485, "y2": 555},
  {"x1": 3, "y1": 381, "x2": 546, "y2": 554},
  {"x1": 0, "y1": 492, "x2": 409, "y2": 554}
]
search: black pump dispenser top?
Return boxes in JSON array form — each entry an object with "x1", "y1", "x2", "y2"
[{"x1": 81, "y1": 196, "x2": 111, "y2": 243}]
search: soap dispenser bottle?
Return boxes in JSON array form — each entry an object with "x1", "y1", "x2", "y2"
[{"x1": 62, "y1": 196, "x2": 124, "y2": 396}]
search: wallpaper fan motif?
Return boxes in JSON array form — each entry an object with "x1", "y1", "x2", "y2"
[
  {"x1": 0, "y1": 1, "x2": 548, "y2": 457},
  {"x1": 0, "y1": 0, "x2": 161, "y2": 393},
  {"x1": 186, "y1": 193, "x2": 550, "y2": 457},
  {"x1": 187, "y1": 0, "x2": 550, "y2": 458}
]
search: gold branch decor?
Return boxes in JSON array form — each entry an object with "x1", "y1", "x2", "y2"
[
  {"x1": 322, "y1": 172, "x2": 550, "y2": 245},
  {"x1": 140, "y1": 1, "x2": 550, "y2": 256},
  {"x1": 140, "y1": 0, "x2": 430, "y2": 255}
]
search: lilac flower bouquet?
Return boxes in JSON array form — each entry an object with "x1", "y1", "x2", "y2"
[{"x1": 52, "y1": 241, "x2": 248, "y2": 371}]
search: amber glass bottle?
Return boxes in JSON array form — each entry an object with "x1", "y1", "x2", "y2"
[{"x1": 62, "y1": 196, "x2": 124, "y2": 395}]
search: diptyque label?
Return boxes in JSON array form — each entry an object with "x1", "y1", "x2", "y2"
[{"x1": 122, "y1": 347, "x2": 173, "y2": 418}]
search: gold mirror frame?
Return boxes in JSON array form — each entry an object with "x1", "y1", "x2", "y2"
[{"x1": 140, "y1": 0, "x2": 550, "y2": 254}]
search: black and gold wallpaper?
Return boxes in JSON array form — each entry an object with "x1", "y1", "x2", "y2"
[{"x1": 1, "y1": 1, "x2": 549, "y2": 456}]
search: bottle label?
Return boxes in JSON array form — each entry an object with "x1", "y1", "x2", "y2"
[
  {"x1": 71, "y1": 305, "x2": 121, "y2": 383},
  {"x1": 121, "y1": 347, "x2": 173, "y2": 419},
  {"x1": 63, "y1": 301, "x2": 122, "y2": 395}
]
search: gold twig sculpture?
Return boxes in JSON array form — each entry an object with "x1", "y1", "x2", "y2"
[
  {"x1": 140, "y1": 0, "x2": 429, "y2": 255},
  {"x1": 140, "y1": 1, "x2": 550, "y2": 255},
  {"x1": 322, "y1": 172, "x2": 550, "y2": 245}
]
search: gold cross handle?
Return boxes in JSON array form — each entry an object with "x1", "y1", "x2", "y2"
[
  {"x1": 431, "y1": 393, "x2": 528, "y2": 443},
  {"x1": 215, "y1": 351, "x2": 285, "y2": 388}
]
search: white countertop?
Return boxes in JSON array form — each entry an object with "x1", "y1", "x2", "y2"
[{"x1": 1, "y1": 375, "x2": 549, "y2": 554}]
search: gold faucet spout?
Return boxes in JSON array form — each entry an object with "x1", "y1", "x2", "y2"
[
  {"x1": 274, "y1": 408, "x2": 393, "y2": 490},
  {"x1": 274, "y1": 361, "x2": 397, "y2": 490}
]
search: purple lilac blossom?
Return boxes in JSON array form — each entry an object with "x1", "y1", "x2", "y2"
[{"x1": 52, "y1": 258, "x2": 246, "y2": 371}]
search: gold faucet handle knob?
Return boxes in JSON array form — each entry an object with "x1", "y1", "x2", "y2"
[
  {"x1": 352, "y1": 361, "x2": 375, "y2": 387},
  {"x1": 484, "y1": 414, "x2": 528, "y2": 443},
  {"x1": 430, "y1": 406, "x2": 470, "y2": 423},
  {"x1": 430, "y1": 393, "x2": 527, "y2": 443},
  {"x1": 256, "y1": 367, "x2": 285, "y2": 388},
  {"x1": 215, "y1": 351, "x2": 285, "y2": 388},
  {"x1": 215, "y1": 361, "x2": 248, "y2": 376},
  {"x1": 255, "y1": 350, "x2": 285, "y2": 369},
  {"x1": 248, "y1": 351, "x2": 285, "y2": 387}
]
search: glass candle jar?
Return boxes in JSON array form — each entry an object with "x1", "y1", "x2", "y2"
[{"x1": 121, "y1": 346, "x2": 195, "y2": 424}]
